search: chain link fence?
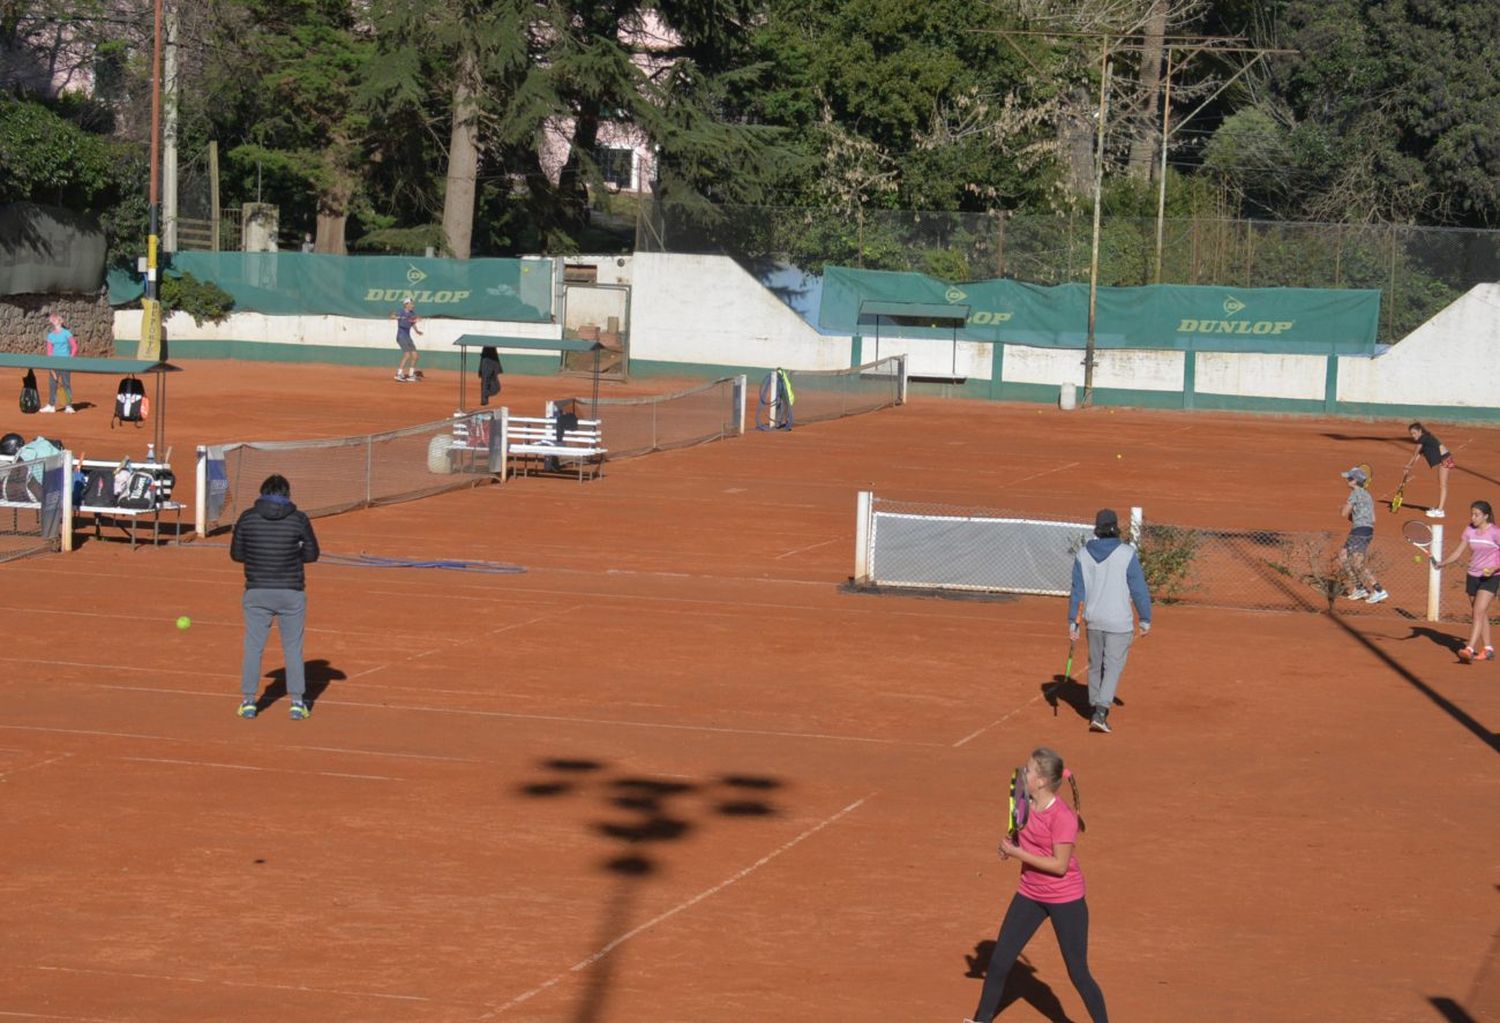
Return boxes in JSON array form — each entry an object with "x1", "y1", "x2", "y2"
[{"x1": 639, "y1": 201, "x2": 1500, "y2": 344}]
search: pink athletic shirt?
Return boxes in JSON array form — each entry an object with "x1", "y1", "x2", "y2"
[
  {"x1": 1016, "y1": 796, "x2": 1086, "y2": 904},
  {"x1": 1464, "y1": 523, "x2": 1500, "y2": 577}
]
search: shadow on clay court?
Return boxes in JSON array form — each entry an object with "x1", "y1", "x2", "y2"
[
  {"x1": 1327, "y1": 614, "x2": 1498, "y2": 754},
  {"x1": 1429, "y1": 997, "x2": 1477, "y2": 1023},
  {"x1": 964, "y1": 939, "x2": 1079, "y2": 1023},
  {"x1": 260, "y1": 659, "x2": 347, "y2": 711},
  {"x1": 517, "y1": 758, "x2": 785, "y2": 1023},
  {"x1": 1321, "y1": 431, "x2": 1500, "y2": 489},
  {"x1": 1402, "y1": 626, "x2": 1467, "y2": 654},
  {"x1": 1043, "y1": 678, "x2": 1123, "y2": 722}
]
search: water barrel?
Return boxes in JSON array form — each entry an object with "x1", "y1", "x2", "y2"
[{"x1": 1059, "y1": 382, "x2": 1077, "y2": 410}]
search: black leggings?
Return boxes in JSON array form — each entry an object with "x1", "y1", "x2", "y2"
[{"x1": 972, "y1": 893, "x2": 1108, "y2": 1022}]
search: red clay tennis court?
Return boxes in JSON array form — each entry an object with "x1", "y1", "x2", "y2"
[{"x1": 0, "y1": 360, "x2": 1496, "y2": 1022}]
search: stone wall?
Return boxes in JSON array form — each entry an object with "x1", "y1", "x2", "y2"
[{"x1": 0, "y1": 293, "x2": 115, "y2": 357}]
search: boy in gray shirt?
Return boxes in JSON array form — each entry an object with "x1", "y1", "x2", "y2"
[
  {"x1": 1339, "y1": 466, "x2": 1388, "y2": 604},
  {"x1": 1068, "y1": 508, "x2": 1152, "y2": 734}
]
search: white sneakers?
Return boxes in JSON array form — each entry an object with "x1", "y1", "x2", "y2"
[
  {"x1": 1366, "y1": 589, "x2": 1389, "y2": 604},
  {"x1": 62, "y1": 405, "x2": 74, "y2": 414},
  {"x1": 1426, "y1": 508, "x2": 1446, "y2": 518},
  {"x1": 38, "y1": 405, "x2": 76, "y2": 413}
]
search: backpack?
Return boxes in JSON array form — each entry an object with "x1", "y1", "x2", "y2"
[
  {"x1": 114, "y1": 375, "x2": 146, "y2": 425},
  {"x1": 81, "y1": 469, "x2": 116, "y2": 507},
  {"x1": 116, "y1": 469, "x2": 156, "y2": 510},
  {"x1": 20, "y1": 370, "x2": 40, "y2": 414}
]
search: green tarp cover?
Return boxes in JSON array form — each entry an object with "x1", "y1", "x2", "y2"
[
  {"x1": 820, "y1": 265, "x2": 1382, "y2": 355},
  {"x1": 0, "y1": 203, "x2": 106, "y2": 297},
  {"x1": 0, "y1": 355, "x2": 177, "y2": 374},
  {"x1": 109, "y1": 253, "x2": 554, "y2": 322}
]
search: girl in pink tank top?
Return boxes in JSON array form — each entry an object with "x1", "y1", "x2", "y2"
[
  {"x1": 1431, "y1": 500, "x2": 1500, "y2": 662},
  {"x1": 965, "y1": 748, "x2": 1109, "y2": 1023}
]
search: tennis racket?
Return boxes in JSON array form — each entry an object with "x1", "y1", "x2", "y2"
[
  {"x1": 1390, "y1": 471, "x2": 1410, "y2": 513},
  {"x1": 1358, "y1": 462, "x2": 1373, "y2": 487},
  {"x1": 1403, "y1": 519, "x2": 1434, "y2": 556},
  {"x1": 1049, "y1": 605, "x2": 1086, "y2": 716},
  {"x1": 1007, "y1": 765, "x2": 1029, "y2": 839}
]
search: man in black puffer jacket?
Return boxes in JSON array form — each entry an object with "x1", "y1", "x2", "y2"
[{"x1": 230, "y1": 474, "x2": 320, "y2": 720}]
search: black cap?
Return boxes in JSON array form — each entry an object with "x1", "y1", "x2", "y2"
[{"x1": 1095, "y1": 508, "x2": 1119, "y2": 529}]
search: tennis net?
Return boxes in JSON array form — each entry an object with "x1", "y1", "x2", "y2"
[
  {"x1": 854, "y1": 494, "x2": 1098, "y2": 597},
  {"x1": 198, "y1": 413, "x2": 499, "y2": 533},
  {"x1": 781, "y1": 356, "x2": 906, "y2": 427},
  {"x1": 551, "y1": 376, "x2": 746, "y2": 459},
  {"x1": 0, "y1": 450, "x2": 69, "y2": 562},
  {"x1": 853, "y1": 491, "x2": 1447, "y2": 619}
]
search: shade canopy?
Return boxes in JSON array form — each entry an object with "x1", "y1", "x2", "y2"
[
  {"x1": 453, "y1": 335, "x2": 601, "y2": 352},
  {"x1": 0, "y1": 355, "x2": 179, "y2": 374},
  {"x1": 857, "y1": 300, "x2": 970, "y2": 325}
]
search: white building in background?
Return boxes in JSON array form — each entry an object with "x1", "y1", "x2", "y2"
[{"x1": 537, "y1": 10, "x2": 673, "y2": 194}]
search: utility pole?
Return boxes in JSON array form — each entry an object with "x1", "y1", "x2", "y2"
[
  {"x1": 1084, "y1": 43, "x2": 1112, "y2": 406},
  {"x1": 141, "y1": 0, "x2": 164, "y2": 361},
  {"x1": 162, "y1": 0, "x2": 178, "y2": 253}
]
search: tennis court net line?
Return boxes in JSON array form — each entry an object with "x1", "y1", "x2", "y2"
[
  {"x1": 551, "y1": 376, "x2": 747, "y2": 459},
  {"x1": 772, "y1": 356, "x2": 907, "y2": 429},
  {"x1": 196, "y1": 412, "x2": 500, "y2": 534}
]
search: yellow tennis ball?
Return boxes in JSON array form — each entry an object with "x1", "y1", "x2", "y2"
[
  {"x1": 1414, "y1": 554, "x2": 1423, "y2": 563},
  {"x1": 176, "y1": 616, "x2": 191, "y2": 630}
]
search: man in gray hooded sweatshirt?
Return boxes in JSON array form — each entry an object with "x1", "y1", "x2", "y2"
[{"x1": 1068, "y1": 508, "x2": 1151, "y2": 733}]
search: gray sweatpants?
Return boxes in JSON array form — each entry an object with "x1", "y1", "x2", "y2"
[
  {"x1": 241, "y1": 589, "x2": 307, "y2": 702},
  {"x1": 1086, "y1": 629, "x2": 1134, "y2": 711}
]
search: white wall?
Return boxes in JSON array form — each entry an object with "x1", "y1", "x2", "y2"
[
  {"x1": 1339, "y1": 285, "x2": 1500, "y2": 408},
  {"x1": 115, "y1": 309, "x2": 561, "y2": 355},
  {"x1": 1197, "y1": 351, "x2": 1326, "y2": 400},
  {"x1": 865, "y1": 337, "x2": 991, "y2": 380},
  {"x1": 1002, "y1": 344, "x2": 1186, "y2": 392},
  {"x1": 629, "y1": 252, "x2": 851, "y2": 370}
]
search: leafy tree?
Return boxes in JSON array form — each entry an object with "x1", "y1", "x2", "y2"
[{"x1": 202, "y1": 0, "x2": 374, "y2": 252}]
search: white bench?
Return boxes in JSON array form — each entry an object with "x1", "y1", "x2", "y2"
[
  {"x1": 506, "y1": 415, "x2": 606, "y2": 481},
  {"x1": 76, "y1": 458, "x2": 184, "y2": 548}
]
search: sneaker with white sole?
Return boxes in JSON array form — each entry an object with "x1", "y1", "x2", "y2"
[
  {"x1": 38, "y1": 404, "x2": 55, "y2": 413},
  {"x1": 236, "y1": 701, "x2": 257, "y2": 719},
  {"x1": 1426, "y1": 508, "x2": 1446, "y2": 518},
  {"x1": 1089, "y1": 709, "x2": 1111, "y2": 733},
  {"x1": 1366, "y1": 589, "x2": 1389, "y2": 604},
  {"x1": 1346, "y1": 588, "x2": 1369, "y2": 601},
  {"x1": 62, "y1": 405, "x2": 75, "y2": 414},
  {"x1": 394, "y1": 373, "x2": 408, "y2": 382},
  {"x1": 290, "y1": 701, "x2": 311, "y2": 720}
]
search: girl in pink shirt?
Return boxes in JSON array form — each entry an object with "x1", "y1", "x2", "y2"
[
  {"x1": 966, "y1": 748, "x2": 1108, "y2": 1023},
  {"x1": 1431, "y1": 500, "x2": 1500, "y2": 662}
]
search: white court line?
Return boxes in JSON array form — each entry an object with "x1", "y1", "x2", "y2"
[
  {"x1": 347, "y1": 606, "x2": 583, "y2": 680},
  {"x1": 951, "y1": 694, "x2": 1043, "y2": 748},
  {"x1": 481, "y1": 793, "x2": 875, "y2": 1018},
  {"x1": 772, "y1": 535, "x2": 847, "y2": 561},
  {"x1": 118, "y1": 756, "x2": 400, "y2": 782},
  {"x1": 0, "y1": 724, "x2": 471, "y2": 766},
  {"x1": 0, "y1": 1009, "x2": 123, "y2": 1022},
  {"x1": 0, "y1": 752, "x2": 72, "y2": 782},
  {"x1": 2, "y1": 684, "x2": 943, "y2": 749},
  {"x1": 1005, "y1": 460, "x2": 1080, "y2": 487},
  {"x1": 23, "y1": 964, "x2": 436, "y2": 1004}
]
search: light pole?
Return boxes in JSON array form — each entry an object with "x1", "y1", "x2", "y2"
[{"x1": 141, "y1": 0, "x2": 164, "y2": 361}]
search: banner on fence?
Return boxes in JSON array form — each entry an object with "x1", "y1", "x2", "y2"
[
  {"x1": 819, "y1": 266, "x2": 1381, "y2": 354},
  {"x1": 110, "y1": 253, "x2": 554, "y2": 323}
]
